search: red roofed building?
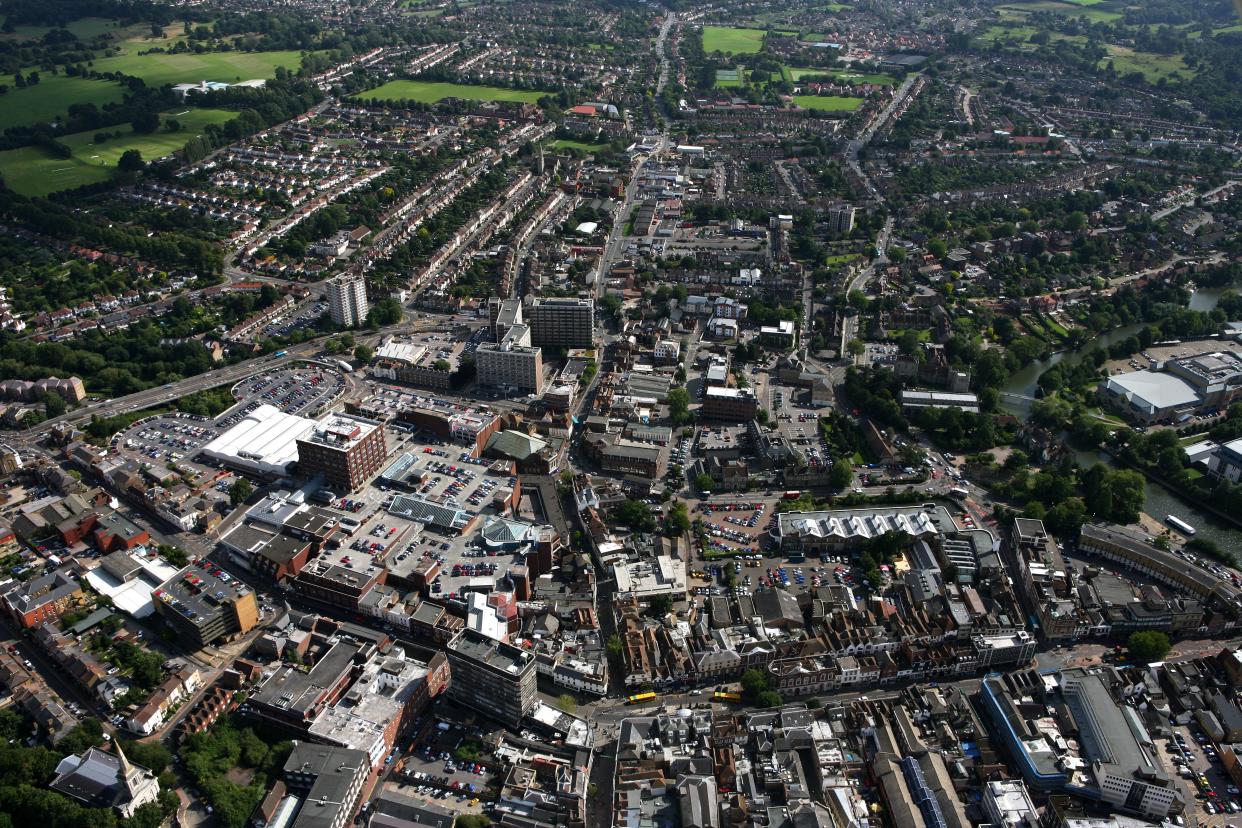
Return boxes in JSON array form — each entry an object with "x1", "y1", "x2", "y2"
[{"x1": 91, "y1": 512, "x2": 150, "y2": 553}]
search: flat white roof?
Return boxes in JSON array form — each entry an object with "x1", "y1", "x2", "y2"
[
  {"x1": 705, "y1": 386, "x2": 751, "y2": 399},
  {"x1": 84, "y1": 551, "x2": 181, "y2": 618},
  {"x1": 466, "y1": 592, "x2": 507, "y2": 641},
  {"x1": 375, "y1": 341, "x2": 427, "y2": 364},
  {"x1": 200, "y1": 403, "x2": 316, "y2": 476},
  {"x1": 1105, "y1": 370, "x2": 1199, "y2": 413}
]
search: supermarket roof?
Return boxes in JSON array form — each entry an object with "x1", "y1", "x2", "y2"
[
  {"x1": 1103, "y1": 371, "x2": 1199, "y2": 414},
  {"x1": 375, "y1": 340, "x2": 427, "y2": 365},
  {"x1": 199, "y1": 404, "x2": 316, "y2": 476}
]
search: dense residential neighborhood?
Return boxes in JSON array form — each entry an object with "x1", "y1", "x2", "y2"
[{"x1": 0, "y1": 0, "x2": 1240, "y2": 826}]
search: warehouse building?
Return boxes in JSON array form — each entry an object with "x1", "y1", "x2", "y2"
[
  {"x1": 1098, "y1": 371, "x2": 1200, "y2": 424},
  {"x1": 199, "y1": 404, "x2": 317, "y2": 478}
]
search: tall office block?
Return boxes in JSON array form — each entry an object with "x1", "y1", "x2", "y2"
[
  {"x1": 525, "y1": 298, "x2": 594, "y2": 349},
  {"x1": 445, "y1": 630, "x2": 536, "y2": 727},
  {"x1": 327, "y1": 274, "x2": 369, "y2": 327}
]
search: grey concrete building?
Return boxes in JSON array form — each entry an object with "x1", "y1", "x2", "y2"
[{"x1": 445, "y1": 629, "x2": 536, "y2": 727}]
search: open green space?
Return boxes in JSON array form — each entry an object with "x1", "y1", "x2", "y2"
[
  {"x1": 1100, "y1": 44, "x2": 1194, "y2": 81},
  {"x1": 1185, "y1": 22, "x2": 1242, "y2": 37},
  {"x1": 702, "y1": 26, "x2": 766, "y2": 54},
  {"x1": 0, "y1": 145, "x2": 111, "y2": 195},
  {"x1": 111, "y1": 21, "x2": 194, "y2": 55},
  {"x1": 89, "y1": 49, "x2": 308, "y2": 87},
  {"x1": 997, "y1": 1, "x2": 1122, "y2": 21},
  {"x1": 784, "y1": 66, "x2": 894, "y2": 84},
  {"x1": 715, "y1": 67, "x2": 745, "y2": 87},
  {"x1": 0, "y1": 108, "x2": 236, "y2": 196},
  {"x1": 826, "y1": 253, "x2": 862, "y2": 265},
  {"x1": 1071, "y1": 7, "x2": 1123, "y2": 22},
  {"x1": 975, "y1": 23, "x2": 1039, "y2": 44},
  {"x1": 547, "y1": 139, "x2": 607, "y2": 152},
  {"x1": 997, "y1": 0, "x2": 1075, "y2": 8},
  {"x1": 0, "y1": 15, "x2": 120, "y2": 41},
  {"x1": 974, "y1": 24, "x2": 1087, "y2": 47},
  {"x1": 0, "y1": 74, "x2": 128, "y2": 130},
  {"x1": 792, "y1": 94, "x2": 863, "y2": 111},
  {"x1": 355, "y1": 79, "x2": 545, "y2": 104}
]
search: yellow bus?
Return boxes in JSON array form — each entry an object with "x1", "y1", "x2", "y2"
[
  {"x1": 627, "y1": 691, "x2": 657, "y2": 705},
  {"x1": 713, "y1": 691, "x2": 742, "y2": 702}
]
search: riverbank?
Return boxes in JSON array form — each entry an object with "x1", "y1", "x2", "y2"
[
  {"x1": 1135, "y1": 511, "x2": 1187, "y2": 544},
  {"x1": 1104, "y1": 446, "x2": 1242, "y2": 534}
]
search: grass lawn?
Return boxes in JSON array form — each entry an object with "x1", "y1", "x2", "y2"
[
  {"x1": 785, "y1": 65, "x2": 893, "y2": 84},
  {"x1": 826, "y1": 253, "x2": 861, "y2": 265},
  {"x1": 1070, "y1": 7, "x2": 1122, "y2": 21},
  {"x1": 548, "y1": 139, "x2": 606, "y2": 152},
  {"x1": 355, "y1": 80, "x2": 545, "y2": 104},
  {"x1": 0, "y1": 108, "x2": 236, "y2": 196},
  {"x1": 1100, "y1": 45, "x2": 1194, "y2": 81},
  {"x1": 974, "y1": 24, "x2": 1036, "y2": 44},
  {"x1": 889, "y1": 327, "x2": 932, "y2": 343},
  {"x1": 974, "y1": 24, "x2": 1087, "y2": 47},
  {"x1": 702, "y1": 26, "x2": 765, "y2": 54},
  {"x1": 1041, "y1": 315, "x2": 1070, "y2": 337},
  {"x1": 715, "y1": 67, "x2": 745, "y2": 87},
  {"x1": 112, "y1": 21, "x2": 194, "y2": 55},
  {"x1": 792, "y1": 94, "x2": 863, "y2": 111},
  {"x1": 0, "y1": 74, "x2": 128, "y2": 130},
  {"x1": 0, "y1": 145, "x2": 112, "y2": 195},
  {"x1": 89, "y1": 49, "x2": 308, "y2": 87}
]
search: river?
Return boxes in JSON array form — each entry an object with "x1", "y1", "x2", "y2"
[
  {"x1": 999, "y1": 287, "x2": 1242, "y2": 551},
  {"x1": 999, "y1": 323, "x2": 1147, "y2": 415}
]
